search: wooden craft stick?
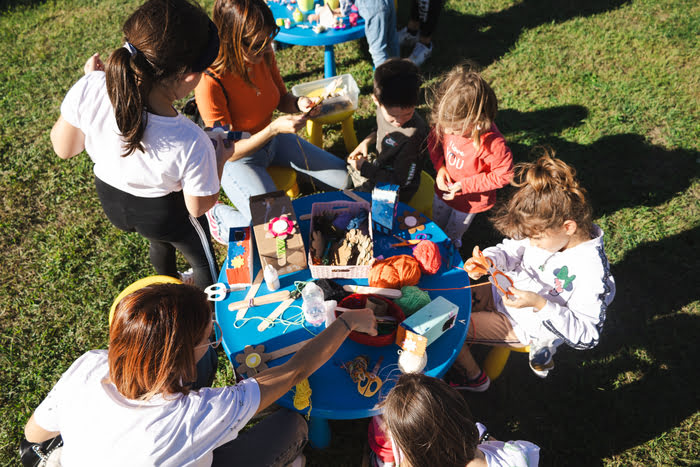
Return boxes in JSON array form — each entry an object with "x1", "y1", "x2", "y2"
[
  {"x1": 257, "y1": 297, "x2": 296, "y2": 332},
  {"x1": 233, "y1": 269, "x2": 264, "y2": 320},
  {"x1": 265, "y1": 338, "x2": 313, "y2": 361},
  {"x1": 230, "y1": 289, "x2": 291, "y2": 312},
  {"x1": 342, "y1": 285, "x2": 402, "y2": 299},
  {"x1": 343, "y1": 189, "x2": 366, "y2": 203},
  {"x1": 299, "y1": 213, "x2": 311, "y2": 221}
]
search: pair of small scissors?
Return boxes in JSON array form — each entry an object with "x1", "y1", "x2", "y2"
[
  {"x1": 357, "y1": 356, "x2": 383, "y2": 397},
  {"x1": 204, "y1": 282, "x2": 247, "y2": 301},
  {"x1": 466, "y1": 246, "x2": 515, "y2": 298}
]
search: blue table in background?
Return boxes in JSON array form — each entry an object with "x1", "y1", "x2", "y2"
[
  {"x1": 267, "y1": 1, "x2": 366, "y2": 78},
  {"x1": 215, "y1": 191, "x2": 471, "y2": 448}
]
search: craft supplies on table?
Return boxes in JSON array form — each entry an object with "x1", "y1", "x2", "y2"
[
  {"x1": 291, "y1": 74, "x2": 359, "y2": 120},
  {"x1": 225, "y1": 226, "x2": 254, "y2": 286},
  {"x1": 371, "y1": 183, "x2": 400, "y2": 235}
]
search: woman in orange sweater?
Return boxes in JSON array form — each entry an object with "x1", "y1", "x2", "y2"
[{"x1": 195, "y1": 0, "x2": 349, "y2": 242}]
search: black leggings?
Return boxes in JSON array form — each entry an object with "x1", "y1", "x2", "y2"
[
  {"x1": 95, "y1": 177, "x2": 218, "y2": 289},
  {"x1": 409, "y1": 0, "x2": 445, "y2": 38}
]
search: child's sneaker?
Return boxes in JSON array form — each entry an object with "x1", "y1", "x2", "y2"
[
  {"x1": 408, "y1": 41, "x2": 432, "y2": 67},
  {"x1": 529, "y1": 344, "x2": 556, "y2": 378},
  {"x1": 178, "y1": 268, "x2": 195, "y2": 285},
  {"x1": 446, "y1": 369, "x2": 491, "y2": 392},
  {"x1": 398, "y1": 26, "x2": 419, "y2": 48},
  {"x1": 205, "y1": 203, "x2": 227, "y2": 245}
]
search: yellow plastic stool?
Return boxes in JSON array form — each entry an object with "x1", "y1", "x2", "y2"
[
  {"x1": 483, "y1": 345, "x2": 530, "y2": 380},
  {"x1": 407, "y1": 171, "x2": 435, "y2": 218},
  {"x1": 109, "y1": 275, "x2": 182, "y2": 326},
  {"x1": 306, "y1": 109, "x2": 358, "y2": 153},
  {"x1": 267, "y1": 166, "x2": 300, "y2": 198}
]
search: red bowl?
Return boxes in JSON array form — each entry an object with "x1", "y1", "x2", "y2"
[{"x1": 337, "y1": 293, "x2": 406, "y2": 346}]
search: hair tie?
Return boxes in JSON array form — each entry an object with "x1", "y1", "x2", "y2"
[{"x1": 123, "y1": 41, "x2": 138, "y2": 57}]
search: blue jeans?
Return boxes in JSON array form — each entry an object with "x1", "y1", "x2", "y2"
[
  {"x1": 218, "y1": 133, "x2": 348, "y2": 228},
  {"x1": 356, "y1": 0, "x2": 399, "y2": 67}
]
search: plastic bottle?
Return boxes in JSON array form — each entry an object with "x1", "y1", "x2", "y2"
[
  {"x1": 263, "y1": 264, "x2": 280, "y2": 291},
  {"x1": 301, "y1": 282, "x2": 325, "y2": 326}
]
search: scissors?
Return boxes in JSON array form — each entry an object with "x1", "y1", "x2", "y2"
[
  {"x1": 204, "y1": 282, "x2": 247, "y2": 301},
  {"x1": 466, "y1": 246, "x2": 515, "y2": 299},
  {"x1": 357, "y1": 356, "x2": 383, "y2": 397}
]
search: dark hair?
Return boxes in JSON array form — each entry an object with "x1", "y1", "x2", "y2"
[
  {"x1": 381, "y1": 374, "x2": 480, "y2": 467},
  {"x1": 373, "y1": 58, "x2": 422, "y2": 108},
  {"x1": 429, "y1": 62, "x2": 497, "y2": 150},
  {"x1": 210, "y1": 0, "x2": 279, "y2": 87},
  {"x1": 108, "y1": 283, "x2": 211, "y2": 400},
  {"x1": 106, "y1": 0, "x2": 218, "y2": 157},
  {"x1": 491, "y1": 149, "x2": 594, "y2": 239}
]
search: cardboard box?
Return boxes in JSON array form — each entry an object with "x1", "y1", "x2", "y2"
[
  {"x1": 225, "y1": 226, "x2": 253, "y2": 286},
  {"x1": 249, "y1": 191, "x2": 307, "y2": 276},
  {"x1": 396, "y1": 296, "x2": 459, "y2": 351}
]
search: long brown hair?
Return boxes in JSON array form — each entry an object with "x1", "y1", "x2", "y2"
[
  {"x1": 429, "y1": 62, "x2": 498, "y2": 151},
  {"x1": 108, "y1": 283, "x2": 211, "y2": 400},
  {"x1": 382, "y1": 374, "x2": 479, "y2": 467},
  {"x1": 210, "y1": 0, "x2": 279, "y2": 86},
  {"x1": 491, "y1": 149, "x2": 594, "y2": 239},
  {"x1": 106, "y1": 0, "x2": 217, "y2": 157}
]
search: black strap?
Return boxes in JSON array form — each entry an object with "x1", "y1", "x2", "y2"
[{"x1": 203, "y1": 70, "x2": 229, "y2": 107}]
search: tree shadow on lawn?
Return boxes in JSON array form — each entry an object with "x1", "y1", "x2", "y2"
[
  {"x1": 465, "y1": 226, "x2": 699, "y2": 465},
  {"x1": 425, "y1": 0, "x2": 631, "y2": 73}
]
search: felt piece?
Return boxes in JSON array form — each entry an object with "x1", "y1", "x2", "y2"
[
  {"x1": 315, "y1": 278, "x2": 350, "y2": 302},
  {"x1": 412, "y1": 240, "x2": 442, "y2": 274},
  {"x1": 368, "y1": 255, "x2": 421, "y2": 289}
]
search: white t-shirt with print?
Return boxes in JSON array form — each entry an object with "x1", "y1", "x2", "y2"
[
  {"x1": 61, "y1": 72, "x2": 219, "y2": 198},
  {"x1": 34, "y1": 350, "x2": 260, "y2": 467}
]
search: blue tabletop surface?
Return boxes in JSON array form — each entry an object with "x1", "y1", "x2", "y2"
[
  {"x1": 268, "y1": 1, "x2": 366, "y2": 46},
  {"x1": 215, "y1": 191, "x2": 471, "y2": 420}
]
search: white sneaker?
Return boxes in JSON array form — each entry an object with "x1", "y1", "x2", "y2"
[
  {"x1": 398, "y1": 26, "x2": 418, "y2": 48},
  {"x1": 179, "y1": 268, "x2": 195, "y2": 285},
  {"x1": 408, "y1": 42, "x2": 432, "y2": 67}
]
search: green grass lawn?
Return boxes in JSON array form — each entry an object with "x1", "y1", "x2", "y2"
[{"x1": 1, "y1": 0, "x2": 698, "y2": 465}]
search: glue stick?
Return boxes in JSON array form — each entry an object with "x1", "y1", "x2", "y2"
[{"x1": 263, "y1": 264, "x2": 280, "y2": 291}]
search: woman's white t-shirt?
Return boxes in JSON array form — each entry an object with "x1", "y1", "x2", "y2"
[
  {"x1": 33, "y1": 350, "x2": 260, "y2": 466},
  {"x1": 61, "y1": 72, "x2": 219, "y2": 199}
]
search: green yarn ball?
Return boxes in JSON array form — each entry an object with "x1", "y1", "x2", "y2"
[{"x1": 394, "y1": 286, "x2": 431, "y2": 316}]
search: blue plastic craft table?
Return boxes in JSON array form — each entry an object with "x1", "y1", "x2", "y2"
[
  {"x1": 267, "y1": 1, "x2": 366, "y2": 78},
  {"x1": 215, "y1": 191, "x2": 471, "y2": 448}
]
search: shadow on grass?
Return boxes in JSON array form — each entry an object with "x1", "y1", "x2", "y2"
[
  {"x1": 0, "y1": 0, "x2": 47, "y2": 13},
  {"x1": 424, "y1": 0, "x2": 631, "y2": 72},
  {"x1": 465, "y1": 226, "x2": 699, "y2": 465}
]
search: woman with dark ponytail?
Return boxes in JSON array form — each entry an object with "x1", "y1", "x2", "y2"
[{"x1": 50, "y1": 0, "x2": 233, "y2": 289}]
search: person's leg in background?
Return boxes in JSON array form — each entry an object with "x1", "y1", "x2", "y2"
[
  {"x1": 401, "y1": 0, "x2": 445, "y2": 66},
  {"x1": 212, "y1": 408, "x2": 308, "y2": 466},
  {"x1": 147, "y1": 239, "x2": 179, "y2": 279},
  {"x1": 444, "y1": 209, "x2": 476, "y2": 249},
  {"x1": 356, "y1": 0, "x2": 399, "y2": 67},
  {"x1": 271, "y1": 133, "x2": 349, "y2": 191},
  {"x1": 168, "y1": 214, "x2": 219, "y2": 290}
]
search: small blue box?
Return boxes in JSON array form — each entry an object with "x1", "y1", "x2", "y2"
[
  {"x1": 398, "y1": 296, "x2": 459, "y2": 348},
  {"x1": 371, "y1": 183, "x2": 399, "y2": 235}
]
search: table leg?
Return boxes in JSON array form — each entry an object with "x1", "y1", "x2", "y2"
[
  {"x1": 341, "y1": 114, "x2": 358, "y2": 153},
  {"x1": 324, "y1": 45, "x2": 336, "y2": 78},
  {"x1": 309, "y1": 416, "x2": 331, "y2": 448}
]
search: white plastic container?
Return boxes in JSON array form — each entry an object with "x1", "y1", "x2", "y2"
[{"x1": 291, "y1": 74, "x2": 359, "y2": 120}]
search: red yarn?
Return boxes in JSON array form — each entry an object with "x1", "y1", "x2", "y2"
[
  {"x1": 368, "y1": 255, "x2": 421, "y2": 289},
  {"x1": 412, "y1": 240, "x2": 442, "y2": 275}
]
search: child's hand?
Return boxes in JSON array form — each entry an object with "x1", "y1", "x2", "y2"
[
  {"x1": 348, "y1": 140, "x2": 369, "y2": 162},
  {"x1": 84, "y1": 53, "x2": 104, "y2": 74},
  {"x1": 463, "y1": 258, "x2": 485, "y2": 280},
  {"x1": 442, "y1": 181, "x2": 462, "y2": 201},
  {"x1": 348, "y1": 156, "x2": 365, "y2": 170},
  {"x1": 435, "y1": 166, "x2": 453, "y2": 192},
  {"x1": 503, "y1": 287, "x2": 547, "y2": 311},
  {"x1": 271, "y1": 114, "x2": 308, "y2": 135}
]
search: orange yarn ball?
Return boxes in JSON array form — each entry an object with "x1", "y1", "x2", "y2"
[
  {"x1": 369, "y1": 255, "x2": 421, "y2": 289},
  {"x1": 412, "y1": 240, "x2": 442, "y2": 274}
]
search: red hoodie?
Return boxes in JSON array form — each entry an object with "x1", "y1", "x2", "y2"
[{"x1": 429, "y1": 124, "x2": 513, "y2": 213}]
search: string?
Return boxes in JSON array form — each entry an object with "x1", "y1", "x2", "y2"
[
  {"x1": 295, "y1": 135, "x2": 317, "y2": 193},
  {"x1": 293, "y1": 378, "x2": 312, "y2": 419},
  {"x1": 420, "y1": 266, "x2": 492, "y2": 291},
  {"x1": 233, "y1": 307, "x2": 321, "y2": 337}
]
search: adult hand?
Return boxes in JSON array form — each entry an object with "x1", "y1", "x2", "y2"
[
  {"x1": 340, "y1": 309, "x2": 377, "y2": 336},
  {"x1": 84, "y1": 53, "x2": 104, "y2": 74},
  {"x1": 463, "y1": 258, "x2": 485, "y2": 280},
  {"x1": 297, "y1": 96, "x2": 321, "y2": 116},
  {"x1": 271, "y1": 114, "x2": 308, "y2": 135},
  {"x1": 503, "y1": 287, "x2": 547, "y2": 311},
  {"x1": 435, "y1": 166, "x2": 453, "y2": 192},
  {"x1": 441, "y1": 181, "x2": 462, "y2": 201}
]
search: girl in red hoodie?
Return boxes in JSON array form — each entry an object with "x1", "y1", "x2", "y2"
[{"x1": 429, "y1": 64, "x2": 513, "y2": 247}]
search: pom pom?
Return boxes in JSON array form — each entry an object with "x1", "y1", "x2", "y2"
[
  {"x1": 368, "y1": 255, "x2": 421, "y2": 289},
  {"x1": 393, "y1": 286, "x2": 431, "y2": 316},
  {"x1": 412, "y1": 240, "x2": 442, "y2": 274},
  {"x1": 398, "y1": 351, "x2": 427, "y2": 374}
]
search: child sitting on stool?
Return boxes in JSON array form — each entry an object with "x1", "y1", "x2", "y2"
[{"x1": 348, "y1": 58, "x2": 429, "y2": 203}]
